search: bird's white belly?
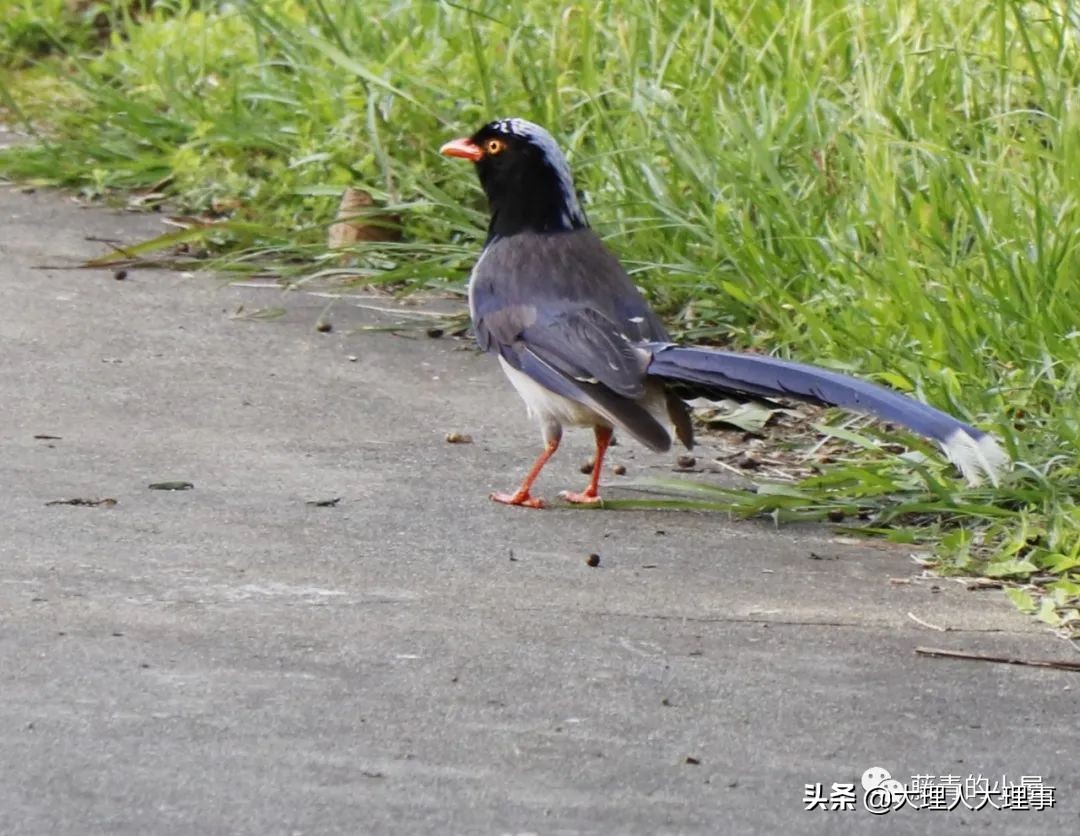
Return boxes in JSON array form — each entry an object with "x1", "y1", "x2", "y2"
[
  {"x1": 498, "y1": 356, "x2": 600, "y2": 428},
  {"x1": 497, "y1": 355, "x2": 673, "y2": 451}
]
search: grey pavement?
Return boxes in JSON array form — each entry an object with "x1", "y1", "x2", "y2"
[{"x1": 1, "y1": 185, "x2": 1077, "y2": 835}]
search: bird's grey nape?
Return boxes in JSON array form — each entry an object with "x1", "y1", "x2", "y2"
[{"x1": 491, "y1": 117, "x2": 586, "y2": 228}]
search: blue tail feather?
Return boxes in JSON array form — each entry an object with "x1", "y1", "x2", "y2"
[{"x1": 645, "y1": 344, "x2": 1007, "y2": 485}]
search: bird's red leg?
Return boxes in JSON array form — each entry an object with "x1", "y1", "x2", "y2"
[
  {"x1": 561, "y1": 426, "x2": 613, "y2": 504},
  {"x1": 491, "y1": 437, "x2": 560, "y2": 509}
]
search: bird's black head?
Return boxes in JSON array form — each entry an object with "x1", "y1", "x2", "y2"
[{"x1": 440, "y1": 118, "x2": 588, "y2": 239}]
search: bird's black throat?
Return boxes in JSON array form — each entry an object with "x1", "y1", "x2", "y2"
[{"x1": 476, "y1": 155, "x2": 588, "y2": 240}]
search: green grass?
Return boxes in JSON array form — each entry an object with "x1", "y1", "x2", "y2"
[{"x1": 2, "y1": 0, "x2": 1079, "y2": 630}]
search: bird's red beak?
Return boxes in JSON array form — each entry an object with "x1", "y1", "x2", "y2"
[{"x1": 439, "y1": 137, "x2": 484, "y2": 162}]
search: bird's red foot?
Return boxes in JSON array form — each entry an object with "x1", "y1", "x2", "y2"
[
  {"x1": 560, "y1": 490, "x2": 603, "y2": 505},
  {"x1": 491, "y1": 491, "x2": 546, "y2": 509}
]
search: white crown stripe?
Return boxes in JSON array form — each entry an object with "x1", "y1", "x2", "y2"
[{"x1": 490, "y1": 118, "x2": 587, "y2": 227}]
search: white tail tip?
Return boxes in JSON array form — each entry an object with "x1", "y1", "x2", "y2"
[{"x1": 942, "y1": 429, "x2": 1010, "y2": 487}]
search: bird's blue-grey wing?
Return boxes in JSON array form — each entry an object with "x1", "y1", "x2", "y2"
[{"x1": 471, "y1": 259, "x2": 672, "y2": 449}]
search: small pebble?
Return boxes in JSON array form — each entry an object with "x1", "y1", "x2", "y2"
[
  {"x1": 445, "y1": 432, "x2": 473, "y2": 444},
  {"x1": 586, "y1": 553, "x2": 600, "y2": 568},
  {"x1": 676, "y1": 454, "x2": 696, "y2": 469},
  {"x1": 580, "y1": 459, "x2": 595, "y2": 474},
  {"x1": 347, "y1": 355, "x2": 358, "y2": 362},
  {"x1": 425, "y1": 327, "x2": 444, "y2": 339},
  {"x1": 826, "y1": 508, "x2": 845, "y2": 522},
  {"x1": 316, "y1": 320, "x2": 333, "y2": 333},
  {"x1": 613, "y1": 464, "x2": 627, "y2": 476},
  {"x1": 113, "y1": 269, "x2": 127, "y2": 281}
]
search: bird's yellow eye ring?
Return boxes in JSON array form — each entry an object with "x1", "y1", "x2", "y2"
[{"x1": 485, "y1": 138, "x2": 505, "y2": 156}]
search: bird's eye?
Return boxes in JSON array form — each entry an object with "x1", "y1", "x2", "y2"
[{"x1": 485, "y1": 138, "x2": 505, "y2": 155}]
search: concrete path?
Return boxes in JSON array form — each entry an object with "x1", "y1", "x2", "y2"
[{"x1": 1, "y1": 185, "x2": 1076, "y2": 834}]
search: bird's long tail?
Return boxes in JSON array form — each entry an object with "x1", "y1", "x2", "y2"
[{"x1": 644, "y1": 344, "x2": 1008, "y2": 486}]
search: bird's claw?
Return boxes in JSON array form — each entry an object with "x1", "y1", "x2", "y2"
[
  {"x1": 491, "y1": 491, "x2": 546, "y2": 509},
  {"x1": 560, "y1": 490, "x2": 602, "y2": 505}
]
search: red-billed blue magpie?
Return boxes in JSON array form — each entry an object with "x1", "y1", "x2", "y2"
[{"x1": 441, "y1": 118, "x2": 1007, "y2": 508}]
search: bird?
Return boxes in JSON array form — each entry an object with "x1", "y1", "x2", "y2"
[{"x1": 440, "y1": 118, "x2": 1008, "y2": 508}]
